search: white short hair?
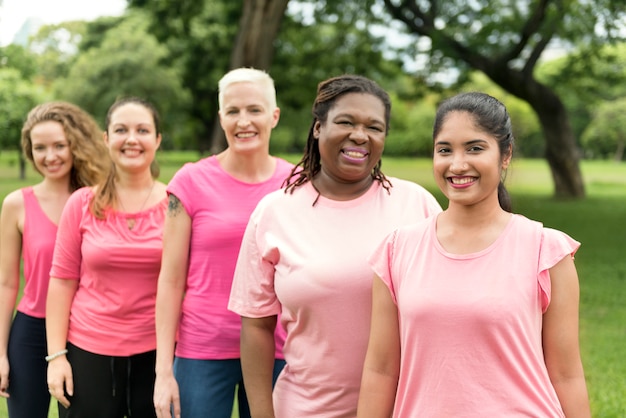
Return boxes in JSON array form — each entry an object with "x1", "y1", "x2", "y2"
[{"x1": 218, "y1": 67, "x2": 277, "y2": 110}]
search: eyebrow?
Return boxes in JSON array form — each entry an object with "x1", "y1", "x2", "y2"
[
  {"x1": 435, "y1": 138, "x2": 488, "y2": 146},
  {"x1": 334, "y1": 113, "x2": 385, "y2": 126}
]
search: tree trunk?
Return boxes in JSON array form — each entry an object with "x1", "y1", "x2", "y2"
[
  {"x1": 209, "y1": 0, "x2": 290, "y2": 154},
  {"x1": 481, "y1": 70, "x2": 585, "y2": 198},
  {"x1": 525, "y1": 85, "x2": 586, "y2": 198},
  {"x1": 19, "y1": 152, "x2": 26, "y2": 180},
  {"x1": 615, "y1": 137, "x2": 624, "y2": 162}
]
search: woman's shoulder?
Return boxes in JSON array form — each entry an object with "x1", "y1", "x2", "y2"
[{"x1": 1, "y1": 187, "x2": 26, "y2": 213}]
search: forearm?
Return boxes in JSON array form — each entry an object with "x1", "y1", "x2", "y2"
[
  {"x1": 241, "y1": 317, "x2": 277, "y2": 418},
  {"x1": 45, "y1": 278, "x2": 76, "y2": 354},
  {"x1": 357, "y1": 368, "x2": 398, "y2": 417},
  {"x1": 154, "y1": 280, "x2": 184, "y2": 375},
  {"x1": 553, "y1": 376, "x2": 591, "y2": 418},
  {"x1": 0, "y1": 286, "x2": 19, "y2": 357}
]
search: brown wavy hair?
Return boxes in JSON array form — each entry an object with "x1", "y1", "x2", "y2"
[
  {"x1": 21, "y1": 101, "x2": 109, "y2": 191},
  {"x1": 91, "y1": 97, "x2": 161, "y2": 219},
  {"x1": 284, "y1": 74, "x2": 393, "y2": 200}
]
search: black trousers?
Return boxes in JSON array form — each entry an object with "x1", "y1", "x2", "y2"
[
  {"x1": 57, "y1": 343, "x2": 157, "y2": 418},
  {"x1": 7, "y1": 311, "x2": 50, "y2": 418}
]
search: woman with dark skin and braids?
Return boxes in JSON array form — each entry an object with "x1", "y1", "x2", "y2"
[{"x1": 228, "y1": 74, "x2": 441, "y2": 417}]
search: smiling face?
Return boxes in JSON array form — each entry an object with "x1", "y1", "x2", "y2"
[
  {"x1": 313, "y1": 92, "x2": 386, "y2": 189},
  {"x1": 433, "y1": 111, "x2": 511, "y2": 208},
  {"x1": 30, "y1": 120, "x2": 73, "y2": 181},
  {"x1": 219, "y1": 81, "x2": 280, "y2": 155},
  {"x1": 104, "y1": 103, "x2": 161, "y2": 174}
]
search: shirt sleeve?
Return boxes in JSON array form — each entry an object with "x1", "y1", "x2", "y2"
[
  {"x1": 50, "y1": 188, "x2": 89, "y2": 280},
  {"x1": 537, "y1": 227, "x2": 581, "y2": 312},
  {"x1": 166, "y1": 163, "x2": 195, "y2": 216},
  {"x1": 228, "y1": 208, "x2": 282, "y2": 318},
  {"x1": 368, "y1": 229, "x2": 399, "y2": 305}
]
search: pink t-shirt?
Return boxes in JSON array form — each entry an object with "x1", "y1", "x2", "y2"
[
  {"x1": 50, "y1": 187, "x2": 167, "y2": 356},
  {"x1": 167, "y1": 156, "x2": 293, "y2": 360},
  {"x1": 18, "y1": 187, "x2": 57, "y2": 318},
  {"x1": 369, "y1": 214, "x2": 579, "y2": 417},
  {"x1": 229, "y1": 179, "x2": 441, "y2": 417}
]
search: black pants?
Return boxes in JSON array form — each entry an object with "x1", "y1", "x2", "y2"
[
  {"x1": 58, "y1": 343, "x2": 157, "y2": 418},
  {"x1": 7, "y1": 311, "x2": 50, "y2": 418}
]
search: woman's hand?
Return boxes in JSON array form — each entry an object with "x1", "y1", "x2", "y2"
[
  {"x1": 47, "y1": 355, "x2": 73, "y2": 408},
  {"x1": 154, "y1": 371, "x2": 181, "y2": 418}
]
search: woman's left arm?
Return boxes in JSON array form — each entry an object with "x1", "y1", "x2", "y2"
[{"x1": 542, "y1": 255, "x2": 591, "y2": 418}]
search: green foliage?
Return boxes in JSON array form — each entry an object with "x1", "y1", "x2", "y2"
[
  {"x1": 581, "y1": 98, "x2": 626, "y2": 160},
  {"x1": 27, "y1": 21, "x2": 89, "y2": 84},
  {"x1": 0, "y1": 68, "x2": 47, "y2": 151},
  {"x1": 127, "y1": 0, "x2": 242, "y2": 150},
  {"x1": 0, "y1": 44, "x2": 38, "y2": 79},
  {"x1": 384, "y1": 93, "x2": 435, "y2": 156},
  {"x1": 537, "y1": 42, "x2": 626, "y2": 146},
  {"x1": 51, "y1": 12, "x2": 193, "y2": 148}
]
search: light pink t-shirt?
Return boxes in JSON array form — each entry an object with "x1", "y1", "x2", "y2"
[
  {"x1": 229, "y1": 179, "x2": 441, "y2": 417},
  {"x1": 51, "y1": 187, "x2": 167, "y2": 356},
  {"x1": 369, "y1": 214, "x2": 579, "y2": 417},
  {"x1": 167, "y1": 156, "x2": 293, "y2": 360},
  {"x1": 18, "y1": 187, "x2": 57, "y2": 318}
]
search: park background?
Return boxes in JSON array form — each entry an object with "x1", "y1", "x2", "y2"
[{"x1": 1, "y1": 0, "x2": 626, "y2": 416}]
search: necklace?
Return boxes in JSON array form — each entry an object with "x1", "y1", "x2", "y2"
[{"x1": 117, "y1": 181, "x2": 155, "y2": 230}]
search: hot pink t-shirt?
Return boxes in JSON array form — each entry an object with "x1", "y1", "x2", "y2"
[
  {"x1": 167, "y1": 156, "x2": 293, "y2": 360},
  {"x1": 369, "y1": 214, "x2": 579, "y2": 417},
  {"x1": 229, "y1": 179, "x2": 441, "y2": 417},
  {"x1": 50, "y1": 187, "x2": 167, "y2": 356},
  {"x1": 18, "y1": 187, "x2": 57, "y2": 318}
]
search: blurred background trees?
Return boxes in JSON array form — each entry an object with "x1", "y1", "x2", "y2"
[{"x1": 0, "y1": 0, "x2": 625, "y2": 198}]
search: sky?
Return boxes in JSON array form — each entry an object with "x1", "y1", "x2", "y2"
[{"x1": 0, "y1": 0, "x2": 127, "y2": 46}]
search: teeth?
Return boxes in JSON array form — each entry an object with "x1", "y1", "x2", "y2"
[
  {"x1": 238, "y1": 133, "x2": 255, "y2": 138},
  {"x1": 344, "y1": 151, "x2": 366, "y2": 158},
  {"x1": 451, "y1": 177, "x2": 474, "y2": 184}
]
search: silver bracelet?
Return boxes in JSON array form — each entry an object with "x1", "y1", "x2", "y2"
[{"x1": 45, "y1": 349, "x2": 68, "y2": 362}]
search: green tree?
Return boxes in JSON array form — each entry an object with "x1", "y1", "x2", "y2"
[
  {"x1": 581, "y1": 98, "x2": 626, "y2": 161},
  {"x1": 27, "y1": 21, "x2": 88, "y2": 85},
  {"x1": 52, "y1": 12, "x2": 192, "y2": 149},
  {"x1": 374, "y1": 0, "x2": 626, "y2": 198},
  {"x1": 0, "y1": 68, "x2": 47, "y2": 178},
  {"x1": 538, "y1": 43, "x2": 626, "y2": 148},
  {"x1": 127, "y1": 1, "x2": 292, "y2": 153},
  {"x1": 0, "y1": 44, "x2": 38, "y2": 79}
]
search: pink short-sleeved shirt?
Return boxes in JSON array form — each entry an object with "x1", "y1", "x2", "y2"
[
  {"x1": 229, "y1": 179, "x2": 442, "y2": 417},
  {"x1": 50, "y1": 187, "x2": 167, "y2": 356},
  {"x1": 168, "y1": 156, "x2": 294, "y2": 359},
  {"x1": 369, "y1": 214, "x2": 579, "y2": 417},
  {"x1": 18, "y1": 187, "x2": 57, "y2": 318}
]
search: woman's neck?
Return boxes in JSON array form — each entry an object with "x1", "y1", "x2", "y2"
[
  {"x1": 311, "y1": 172, "x2": 374, "y2": 201},
  {"x1": 39, "y1": 176, "x2": 72, "y2": 195},
  {"x1": 217, "y1": 149, "x2": 275, "y2": 183}
]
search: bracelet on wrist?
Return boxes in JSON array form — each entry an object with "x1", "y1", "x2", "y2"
[{"x1": 45, "y1": 349, "x2": 68, "y2": 362}]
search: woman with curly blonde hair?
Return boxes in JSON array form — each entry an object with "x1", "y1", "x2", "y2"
[{"x1": 0, "y1": 101, "x2": 108, "y2": 417}]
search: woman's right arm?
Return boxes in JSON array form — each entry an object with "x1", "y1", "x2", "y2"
[
  {"x1": 46, "y1": 277, "x2": 78, "y2": 408},
  {"x1": 0, "y1": 192, "x2": 23, "y2": 398},
  {"x1": 154, "y1": 194, "x2": 191, "y2": 418},
  {"x1": 357, "y1": 275, "x2": 401, "y2": 418},
  {"x1": 241, "y1": 315, "x2": 277, "y2": 418}
]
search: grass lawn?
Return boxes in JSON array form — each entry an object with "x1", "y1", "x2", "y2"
[{"x1": 1, "y1": 151, "x2": 625, "y2": 417}]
